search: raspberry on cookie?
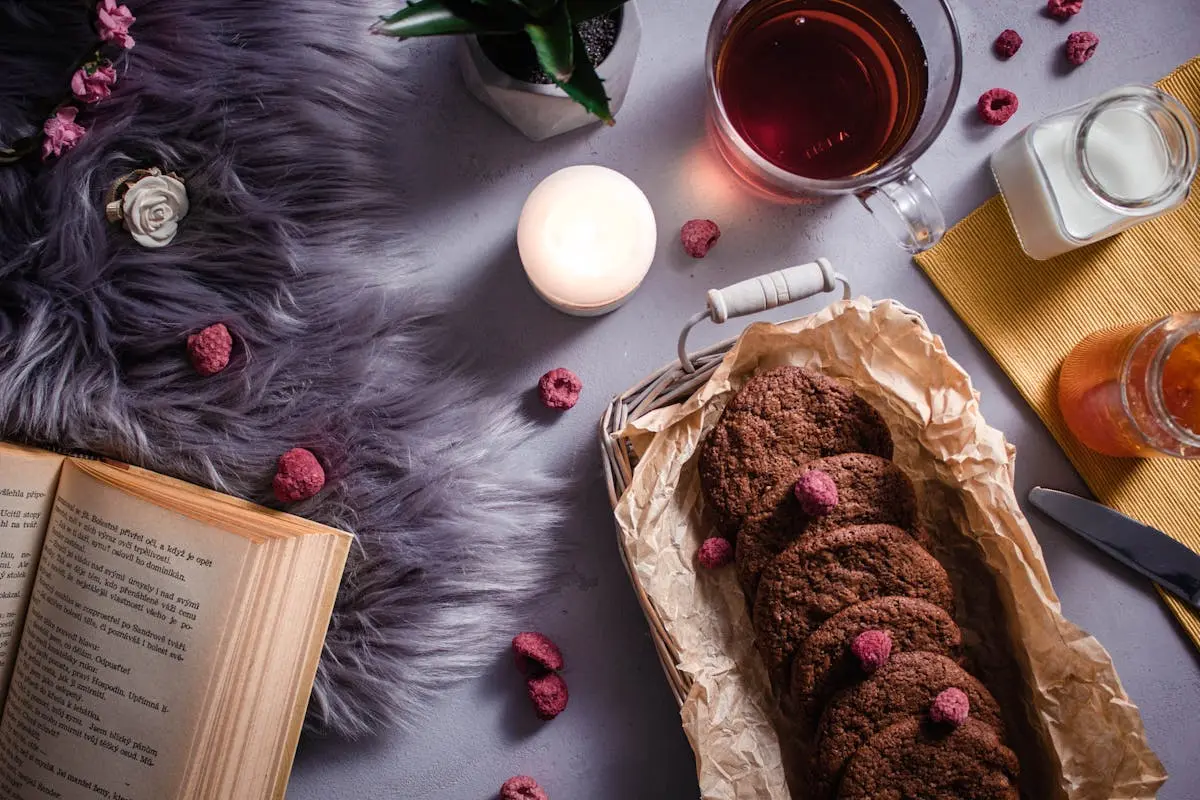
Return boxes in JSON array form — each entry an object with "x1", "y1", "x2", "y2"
[
  {"x1": 787, "y1": 597, "x2": 962, "y2": 726},
  {"x1": 812, "y1": 653, "x2": 1003, "y2": 800},
  {"x1": 753, "y1": 524, "x2": 954, "y2": 679},
  {"x1": 735, "y1": 453, "x2": 919, "y2": 604},
  {"x1": 699, "y1": 367, "x2": 893, "y2": 535}
]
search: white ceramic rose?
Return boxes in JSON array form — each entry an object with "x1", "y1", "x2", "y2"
[{"x1": 121, "y1": 173, "x2": 188, "y2": 248}]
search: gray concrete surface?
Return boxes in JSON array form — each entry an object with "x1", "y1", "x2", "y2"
[{"x1": 288, "y1": 1, "x2": 1200, "y2": 797}]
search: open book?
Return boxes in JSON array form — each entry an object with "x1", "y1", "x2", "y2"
[{"x1": 0, "y1": 442, "x2": 351, "y2": 800}]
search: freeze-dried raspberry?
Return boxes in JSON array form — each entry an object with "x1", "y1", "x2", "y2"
[
  {"x1": 697, "y1": 537, "x2": 733, "y2": 569},
  {"x1": 680, "y1": 219, "x2": 721, "y2": 258},
  {"x1": 512, "y1": 632, "x2": 564, "y2": 675},
  {"x1": 794, "y1": 470, "x2": 839, "y2": 516},
  {"x1": 1047, "y1": 0, "x2": 1083, "y2": 20},
  {"x1": 993, "y1": 29, "x2": 1022, "y2": 59},
  {"x1": 273, "y1": 447, "x2": 325, "y2": 502},
  {"x1": 538, "y1": 368, "x2": 582, "y2": 411},
  {"x1": 851, "y1": 629, "x2": 893, "y2": 674},
  {"x1": 1065, "y1": 31, "x2": 1099, "y2": 66},
  {"x1": 186, "y1": 323, "x2": 232, "y2": 376},
  {"x1": 526, "y1": 672, "x2": 569, "y2": 720},
  {"x1": 977, "y1": 88, "x2": 1019, "y2": 126},
  {"x1": 930, "y1": 687, "x2": 971, "y2": 727},
  {"x1": 500, "y1": 775, "x2": 549, "y2": 800}
]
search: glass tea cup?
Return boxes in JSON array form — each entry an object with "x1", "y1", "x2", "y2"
[{"x1": 705, "y1": 0, "x2": 963, "y2": 252}]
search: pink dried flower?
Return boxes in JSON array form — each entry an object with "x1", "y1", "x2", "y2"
[
  {"x1": 1065, "y1": 31, "x2": 1099, "y2": 66},
  {"x1": 500, "y1": 776, "x2": 549, "y2": 800},
  {"x1": 1047, "y1": 0, "x2": 1083, "y2": 20},
  {"x1": 977, "y1": 88, "x2": 1019, "y2": 126},
  {"x1": 850, "y1": 629, "x2": 893, "y2": 674},
  {"x1": 273, "y1": 448, "x2": 326, "y2": 503},
  {"x1": 41, "y1": 106, "x2": 86, "y2": 161},
  {"x1": 97, "y1": 0, "x2": 136, "y2": 50},
  {"x1": 71, "y1": 63, "x2": 117, "y2": 104},
  {"x1": 697, "y1": 537, "x2": 734, "y2": 569},
  {"x1": 930, "y1": 687, "x2": 970, "y2": 727},
  {"x1": 993, "y1": 29, "x2": 1023, "y2": 59},
  {"x1": 680, "y1": 219, "x2": 721, "y2": 258}
]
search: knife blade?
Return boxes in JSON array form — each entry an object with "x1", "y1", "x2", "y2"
[{"x1": 1029, "y1": 487, "x2": 1200, "y2": 612}]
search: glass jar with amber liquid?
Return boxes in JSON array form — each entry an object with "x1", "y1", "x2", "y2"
[{"x1": 1059, "y1": 313, "x2": 1200, "y2": 458}]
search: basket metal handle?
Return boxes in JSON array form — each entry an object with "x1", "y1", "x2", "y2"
[{"x1": 677, "y1": 259, "x2": 851, "y2": 372}]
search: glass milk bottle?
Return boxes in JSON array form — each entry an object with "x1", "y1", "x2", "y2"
[{"x1": 991, "y1": 85, "x2": 1198, "y2": 260}]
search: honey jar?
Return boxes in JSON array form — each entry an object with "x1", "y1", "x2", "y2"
[{"x1": 1058, "y1": 312, "x2": 1200, "y2": 458}]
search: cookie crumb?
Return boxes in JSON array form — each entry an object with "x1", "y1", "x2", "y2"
[
  {"x1": 1047, "y1": 0, "x2": 1083, "y2": 19},
  {"x1": 850, "y1": 629, "x2": 893, "y2": 674},
  {"x1": 527, "y1": 672, "x2": 569, "y2": 720},
  {"x1": 1065, "y1": 31, "x2": 1099, "y2": 66},
  {"x1": 512, "y1": 632, "x2": 564, "y2": 675},
  {"x1": 538, "y1": 368, "x2": 582, "y2": 411},
  {"x1": 273, "y1": 447, "x2": 325, "y2": 502},
  {"x1": 698, "y1": 537, "x2": 734, "y2": 569},
  {"x1": 993, "y1": 29, "x2": 1022, "y2": 59},
  {"x1": 500, "y1": 775, "x2": 549, "y2": 800},
  {"x1": 186, "y1": 323, "x2": 232, "y2": 376},
  {"x1": 794, "y1": 470, "x2": 839, "y2": 516},
  {"x1": 930, "y1": 687, "x2": 970, "y2": 726},
  {"x1": 681, "y1": 219, "x2": 721, "y2": 258},
  {"x1": 977, "y1": 88, "x2": 1019, "y2": 126}
]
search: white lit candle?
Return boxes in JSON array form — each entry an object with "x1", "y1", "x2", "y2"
[{"x1": 518, "y1": 165, "x2": 657, "y2": 316}]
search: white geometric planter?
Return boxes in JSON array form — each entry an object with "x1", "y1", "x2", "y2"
[{"x1": 457, "y1": 3, "x2": 642, "y2": 142}]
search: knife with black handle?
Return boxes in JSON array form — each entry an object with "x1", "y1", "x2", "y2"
[{"x1": 1029, "y1": 487, "x2": 1200, "y2": 612}]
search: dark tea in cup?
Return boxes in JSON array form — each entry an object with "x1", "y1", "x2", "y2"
[{"x1": 714, "y1": 0, "x2": 929, "y2": 180}]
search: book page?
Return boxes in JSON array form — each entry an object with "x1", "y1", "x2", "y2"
[
  {"x1": 0, "y1": 463, "x2": 252, "y2": 800},
  {"x1": 0, "y1": 446, "x2": 65, "y2": 700}
]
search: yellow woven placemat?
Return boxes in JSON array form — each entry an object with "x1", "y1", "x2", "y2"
[{"x1": 915, "y1": 56, "x2": 1200, "y2": 648}]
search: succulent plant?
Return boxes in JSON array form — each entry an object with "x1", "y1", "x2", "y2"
[{"x1": 373, "y1": 0, "x2": 629, "y2": 123}]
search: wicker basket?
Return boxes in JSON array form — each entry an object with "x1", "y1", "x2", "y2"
[
  {"x1": 599, "y1": 335, "x2": 734, "y2": 706},
  {"x1": 598, "y1": 269, "x2": 899, "y2": 706},
  {"x1": 599, "y1": 292, "x2": 1166, "y2": 800}
]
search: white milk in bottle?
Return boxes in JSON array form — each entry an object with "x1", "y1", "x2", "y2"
[{"x1": 991, "y1": 85, "x2": 1198, "y2": 260}]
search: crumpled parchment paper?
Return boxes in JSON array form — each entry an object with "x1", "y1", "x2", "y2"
[{"x1": 612, "y1": 298, "x2": 1166, "y2": 800}]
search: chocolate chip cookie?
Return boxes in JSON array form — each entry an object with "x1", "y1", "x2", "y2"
[
  {"x1": 813, "y1": 652, "x2": 1004, "y2": 800},
  {"x1": 736, "y1": 453, "x2": 919, "y2": 603},
  {"x1": 753, "y1": 525, "x2": 953, "y2": 677},
  {"x1": 787, "y1": 597, "x2": 962, "y2": 725},
  {"x1": 698, "y1": 367, "x2": 893, "y2": 534},
  {"x1": 837, "y1": 717, "x2": 1020, "y2": 800}
]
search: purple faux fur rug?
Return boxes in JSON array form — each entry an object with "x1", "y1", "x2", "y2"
[{"x1": 0, "y1": 0, "x2": 562, "y2": 736}]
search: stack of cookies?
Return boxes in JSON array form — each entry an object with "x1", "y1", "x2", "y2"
[{"x1": 699, "y1": 366, "x2": 1020, "y2": 800}]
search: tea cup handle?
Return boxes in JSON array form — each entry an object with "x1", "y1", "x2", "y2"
[{"x1": 856, "y1": 170, "x2": 946, "y2": 253}]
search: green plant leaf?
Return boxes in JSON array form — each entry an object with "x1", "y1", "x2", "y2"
[
  {"x1": 372, "y1": 0, "x2": 526, "y2": 37},
  {"x1": 565, "y1": 0, "x2": 627, "y2": 22},
  {"x1": 372, "y1": 1, "x2": 479, "y2": 36},
  {"x1": 551, "y1": 26, "x2": 613, "y2": 123},
  {"x1": 525, "y1": 5, "x2": 575, "y2": 81}
]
